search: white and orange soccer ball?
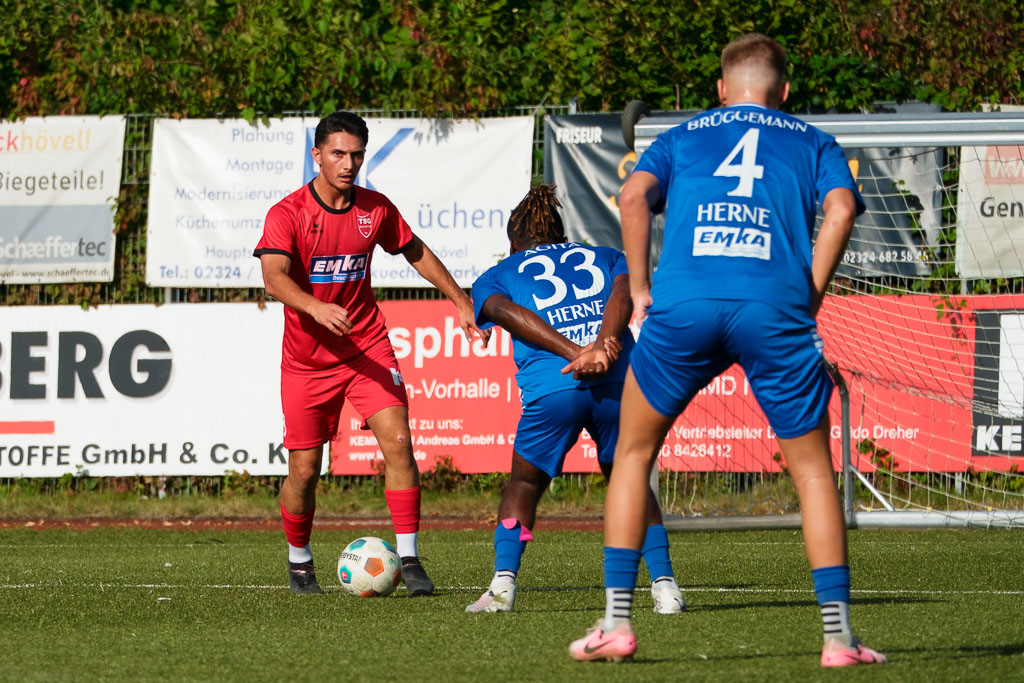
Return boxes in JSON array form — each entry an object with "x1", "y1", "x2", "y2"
[{"x1": 337, "y1": 536, "x2": 402, "y2": 597}]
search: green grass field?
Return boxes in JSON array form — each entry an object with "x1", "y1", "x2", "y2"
[{"x1": 1, "y1": 526, "x2": 1021, "y2": 682}]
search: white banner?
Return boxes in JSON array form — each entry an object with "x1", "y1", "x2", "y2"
[
  {"x1": 0, "y1": 116, "x2": 125, "y2": 283},
  {"x1": 0, "y1": 303, "x2": 302, "y2": 477},
  {"x1": 956, "y1": 144, "x2": 1024, "y2": 278},
  {"x1": 956, "y1": 105, "x2": 1024, "y2": 279},
  {"x1": 145, "y1": 118, "x2": 307, "y2": 287},
  {"x1": 355, "y1": 117, "x2": 533, "y2": 286},
  {"x1": 145, "y1": 116, "x2": 533, "y2": 289}
]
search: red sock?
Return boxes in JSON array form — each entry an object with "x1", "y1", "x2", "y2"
[
  {"x1": 384, "y1": 487, "x2": 421, "y2": 534},
  {"x1": 280, "y1": 501, "x2": 315, "y2": 548}
]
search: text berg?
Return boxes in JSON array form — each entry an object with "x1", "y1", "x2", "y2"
[{"x1": 1, "y1": 330, "x2": 171, "y2": 399}]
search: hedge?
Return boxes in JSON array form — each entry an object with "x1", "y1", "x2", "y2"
[{"x1": 2, "y1": 0, "x2": 1022, "y2": 120}]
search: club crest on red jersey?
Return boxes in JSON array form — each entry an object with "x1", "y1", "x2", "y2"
[{"x1": 356, "y1": 213, "x2": 373, "y2": 238}]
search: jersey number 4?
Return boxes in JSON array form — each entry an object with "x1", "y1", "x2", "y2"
[
  {"x1": 518, "y1": 248, "x2": 606, "y2": 310},
  {"x1": 714, "y1": 128, "x2": 764, "y2": 198}
]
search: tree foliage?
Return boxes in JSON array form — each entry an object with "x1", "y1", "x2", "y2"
[{"x1": 2, "y1": 0, "x2": 1021, "y2": 119}]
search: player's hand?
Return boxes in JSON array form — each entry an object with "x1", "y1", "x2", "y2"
[
  {"x1": 632, "y1": 291, "x2": 653, "y2": 328},
  {"x1": 601, "y1": 336, "x2": 623, "y2": 365},
  {"x1": 311, "y1": 302, "x2": 353, "y2": 336},
  {"x1": 457, "y1": 300, "x2": 490, "y2": 344},
  {"x1": 561, "y1": 347, "x2": 611, "y2": 380}
]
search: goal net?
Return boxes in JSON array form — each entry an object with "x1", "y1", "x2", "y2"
[{"x1": 632, "y1": 109, "x2": 1024, "y2": 528}]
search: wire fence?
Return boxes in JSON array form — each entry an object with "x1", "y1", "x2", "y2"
[{"x1": 1, "y1": 105, "x2": 569, "y2": 307}]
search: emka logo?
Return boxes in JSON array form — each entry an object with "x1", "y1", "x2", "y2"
[
  {"x1": 972, "y1": 309, "x2": 1024, "y2": 456},
  {"x1": 310, "y1": 253, "x2": 368, "y2": 283}
]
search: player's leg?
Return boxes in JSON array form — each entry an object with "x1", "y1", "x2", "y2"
[
  {"x1": 641, "y1": 491, "x2": 686, "y2": 614},
  {"x1": 281, "y1": 445, "x2": 326, "y2": 593},
  {"x1": 365, "y1": 404, "x2": 434, "y2": 596},
  {"x1": 466, "y1": 451, "x2": 549, "y2": 613},
  {"x1": 593, "y1": 383, "x2": 684, "y2": 615},
  {"x1": 469, "y1": 390, "x2": 582, "y2": 613},
  {"x1": 349, "y1": 339, "x2": 433, "y2": 595},
  {"x1": 281, "y1": 444, "x2": 325, "y2": 594},
  {"x1": 571, "y1": 301, "x2": 725, "y2": 661},
  {"x1": 777, "y1": 422, "x2": 885, "y2": 666},
  {"x1": 736, "y1": 301, "x2": 885, "y2": 666},
  {"x1": 279, "y1": 368, "x2": 346, "y2": 595},
  {"x1": 570, "y1": 371, "x2": 675, "y2": 661}
]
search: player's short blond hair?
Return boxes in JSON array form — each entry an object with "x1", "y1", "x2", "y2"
[{"x1": 721, "y1": 33, "x2": 786, "y2": 84}]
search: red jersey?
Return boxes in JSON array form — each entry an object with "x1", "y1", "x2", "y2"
[{"x1": 254, "y1": 181, "x2": 414, "y2": 371}]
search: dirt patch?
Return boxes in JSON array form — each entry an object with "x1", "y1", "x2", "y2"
[{"x1": 0, "y1": 515, "x2": 604, "y2": 532}]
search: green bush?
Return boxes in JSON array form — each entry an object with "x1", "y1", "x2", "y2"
[{"x1": 3, "y1": 0, "x2": 1021, "y2": 120}]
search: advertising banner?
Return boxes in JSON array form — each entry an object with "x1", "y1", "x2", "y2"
[
  {"x1": 956, "y1": 143, "x2": 1024, "y2": 278},
  {"x1": 543, "y1": 114, "x2": 633, "y2": 250},
  {"x1": 354, "y1": 117, "x2": 533, "y2": 287},
  {"x1": 145, "y1": 116, "x2": 533, "y2": 289},
  {"x1": 329, "y1": 297, "x2": 1024, "y2": 476},
  {"x1": 0, "y1": 116, "x2": 125, "y2": 284},
  {"x1": 0, "y1": 303, "x2": 291, "y2": 477},
  {"x1": 838, "y1": 147, "x2": 941, "y2": 278},
  {"x1": 145, "y1": 118, "x2": 307, "y2": 287},
  {"x1": 550, "y1": 111, "x2": 943, "y2": 277},
  {"x1": 5, "y1": 297, "x2": 1022, "y2": 477}
]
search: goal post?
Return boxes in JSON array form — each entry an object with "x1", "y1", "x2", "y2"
[{"x1": 630, "y1": 108, "x2": 1024, "y2": 529}]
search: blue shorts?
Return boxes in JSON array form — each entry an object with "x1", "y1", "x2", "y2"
[
  {"x1": 630, "y1": 299, "x2": 833, "y2": 439},
  {"x1": 514, "y1": 383, "x2": 622, "y2": 478}
]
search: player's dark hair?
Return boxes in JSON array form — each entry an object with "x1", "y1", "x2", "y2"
[
  {"x1": 721, "y1": 33, "x2": 786, "y2": 80},
  {"x1": 507, "y1": 184, "x2": 565, "y2": 249},
  {"x1": 314, "y1": 111, "x2": 369, "y2": 148}
]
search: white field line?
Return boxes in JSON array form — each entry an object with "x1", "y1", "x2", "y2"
[{"x1": 0, "y1": 583, "x2": 1021, "y2": 596}]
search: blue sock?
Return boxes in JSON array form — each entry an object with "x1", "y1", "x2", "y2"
[
  {"x1": 811, "y1": 564, "x2": 851, "y2": 605},
  {"x1": 603, "y1": 546, "x2": 641, "y2": 589},
  {"x1": 640, "y1": 523, "x2": 673, "y2": 582},
  {"x1": 493, "y1": 521, "x2": 527, "y2": 573}
]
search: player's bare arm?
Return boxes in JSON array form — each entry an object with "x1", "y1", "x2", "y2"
[
  {"x1": 259, "y1": 252, "x2": 353, "y2": 335},
  {"x1": 810, "y1": 187, "x2": 857, "y2": 318},
  {"x1": 481, "y1": 293, "x2": 582, "y2": 361},
  {"x1": 618, "y1": 170, "x2": 661, "y2": 326},
  {"x1": 562, "y1": 273, "x2": 633, "y2": 381},
  {"x1": 403, "y1": 235, "x2": 490, "y2": 344}
]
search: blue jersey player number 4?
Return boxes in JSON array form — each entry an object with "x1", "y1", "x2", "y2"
[{"x1": 569, "y1": 33, "x2": 887, "y2": 668}]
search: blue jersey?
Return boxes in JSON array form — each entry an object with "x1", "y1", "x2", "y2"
[
  {"x1": 636, "y1": 104, "x2": 864, "y2": 323},
  {"x1": 471, "y1": 242, "x2": 634, "y2": 404}
]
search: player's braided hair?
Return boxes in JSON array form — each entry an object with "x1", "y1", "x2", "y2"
[{"x1": 507, "y1": 184, "x2": 565, "y2": 249}]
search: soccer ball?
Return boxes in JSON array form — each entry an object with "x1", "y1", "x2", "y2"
[{"x1": 337, "y1": 536, "x2": 402, "y2": 597}]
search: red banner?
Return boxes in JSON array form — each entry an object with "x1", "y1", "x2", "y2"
[{"x1": 329, "y1": 296, "x2": 1024, "y2": 475}]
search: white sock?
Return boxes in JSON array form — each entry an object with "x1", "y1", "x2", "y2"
[
  {"x1": 395, "y1": 532, "x2": 418, "y2": 559},
  {"x1": 652, "y1": 576, "x2": 679, "y2": 590},
  {"x1": 491, "y1": 570, "x2": 517, "y2": 588},
  {"x1": 602, "y1": 587, "x2": 634, "y2": 631},
  {"x1": 821, "y1": 601, "x2": 853, "y2": 646},
  {"x1": 288, "y1": 543, "x2": 313, "y2": 564}
]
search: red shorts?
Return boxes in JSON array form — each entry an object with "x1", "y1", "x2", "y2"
[{"x1": 280, "y1": 337, "x2": 409, "y2": 450}]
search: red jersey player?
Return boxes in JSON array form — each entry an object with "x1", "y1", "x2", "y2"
[{"x1": 254, "y1": 111, "x2": 487, "y2": 595}]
